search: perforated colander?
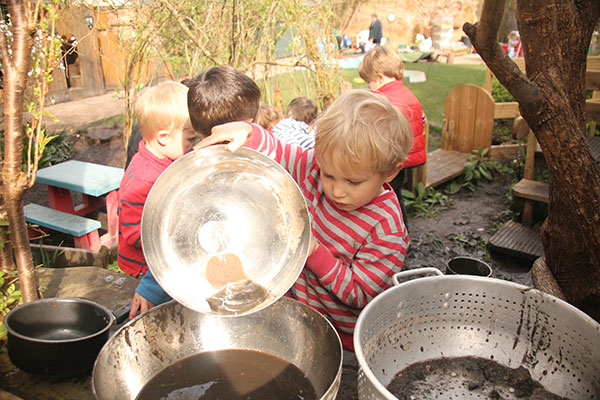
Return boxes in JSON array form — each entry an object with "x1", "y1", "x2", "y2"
[{"x1": 354, "y1": 268, "x2": 600, "y2": 399}]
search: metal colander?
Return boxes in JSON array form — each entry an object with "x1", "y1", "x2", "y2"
[{"x1": 354, "y1": 268, "x2": 600, "y2": 399}]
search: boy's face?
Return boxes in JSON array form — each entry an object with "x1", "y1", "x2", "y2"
[
  {"x1": 317, "y1": 152, "x2": 398, "y2": 212},
  {"x1": 161, "y1": 125, "x2": 199, "y2": 160}
]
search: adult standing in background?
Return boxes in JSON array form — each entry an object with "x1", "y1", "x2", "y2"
[{"x1": 369, "y1": 14, "x2": 383, "y2": 45}]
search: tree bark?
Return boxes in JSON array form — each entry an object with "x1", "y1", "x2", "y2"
[
  {"x1": 464, "y1": 0, "x2": 600, "y2": 320},
  {"x1": 1, "y1": 1, "x2": 38, "y2": 302}
]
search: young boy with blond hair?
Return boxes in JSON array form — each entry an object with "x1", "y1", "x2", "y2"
[
  {"x1": 359, "y1": 46, "x2": 425, "y2": 172},
  {"x1": 201, "y1": 89, "x2": 413, "y2": 350},
  {"x1": 117, "y1": 81, "x2": 200, "y2": 313}
]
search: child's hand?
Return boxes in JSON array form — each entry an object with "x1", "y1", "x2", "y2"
[
  {"x1": 129, "y1": 292, "x2": 154, "y2": 319},
  {"x1": 194, "y1": 121, "x2": 253, "y2": 152}
]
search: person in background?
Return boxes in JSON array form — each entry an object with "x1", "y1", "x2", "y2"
[
  {"x1": 368, "y1": 13, "x2": 383, "y2": 45},
  {"x1": 198, "y1": 89, "x2": 413, "y2": 351},
  {"x1": 118, "y1": 81, "x2": 199, "y2": 300},
  {"x1": 256, "y1": 103, "x2": 283, "y2": 132},
  {"x1": 358, "y1": 45, "x2": 426, "y2": 229},
  {"x1": 271, "y1": 96, "x2": 318, "y2": 149},
  {"x1": 130, "y1": 66, "x2": 267, "y2": 318}
]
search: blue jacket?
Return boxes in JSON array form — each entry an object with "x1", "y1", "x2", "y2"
[{"x1": 136, "y1": 269, "x2": 172, "y2": 306}]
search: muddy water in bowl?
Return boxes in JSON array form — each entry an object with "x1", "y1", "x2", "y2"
[{"x1": 135, "y1": 349, "x2": 317, "y2": 400}]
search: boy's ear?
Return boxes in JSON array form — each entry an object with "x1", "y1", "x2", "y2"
[
  {"x1": 156, "y1": 129, "x2": 171, "y2": 146},
  {"x1": 384, "y1": 162, "x2": 404, "y2": 183}
]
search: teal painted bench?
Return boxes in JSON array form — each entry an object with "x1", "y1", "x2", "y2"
[{"x1": 24, "y1": 203, "x2": 102, "y2": 250}]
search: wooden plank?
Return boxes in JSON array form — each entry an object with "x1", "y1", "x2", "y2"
[
  {"x1": 425, "y1": 149, "x2": 468, "y2": 188},
  {"x1": 489, "y1": 144, "x2": 523, "y2": 160},
  {"x1": 487, "y1": 220, "x2": 543, "y2": 261},
  {"x1": 585, "y1": 99, "x2": 600, "y2": 122},
  {"x1": 589, "y1": 136, "x2": 600, "y2": 161},
  {"x1": 442, "y1": 84, "x2": 494, "y2": 153},
  {"x1": 513, "y1": 179, "x2": 549, "y2": 203},
  {"x1": 585, "y1": 70, "x2": 600, "y2": 91},
  {"x1": 494, "y1": 102, "x2": 520, "y2": 119}
]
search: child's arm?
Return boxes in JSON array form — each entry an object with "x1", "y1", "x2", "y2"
[
  {"x1": 129, "y1": 269, "x2": 172, "y2": 318},
  {"x1": 194, "y1": 121, "x2": 253, "y2": 152},
  {"x1": 306, "y1": 229, "x2": 408, "y2": 309}
]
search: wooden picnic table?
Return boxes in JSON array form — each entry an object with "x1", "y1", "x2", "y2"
[{"x1": 34, "y1": 160, "x2": 124, "y2": 250}]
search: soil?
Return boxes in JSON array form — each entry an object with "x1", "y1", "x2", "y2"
[{"x1": 386, "y1": 356, "x2": 568, "y2": 400}]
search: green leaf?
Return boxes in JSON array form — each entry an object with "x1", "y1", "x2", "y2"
[
  {"x1": 480, "y1": 167, "x2": 493, "y2": 180},
  {"x1": 401, "y1": 189, "x2": 415, "y2": 199}
]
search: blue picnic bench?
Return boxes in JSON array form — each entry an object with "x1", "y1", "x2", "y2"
[{"x1": 27, "y1": 160, "x2": 124, "y2": 250}]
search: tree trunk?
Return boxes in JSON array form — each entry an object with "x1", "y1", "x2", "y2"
[
  {"x1": 1, "y1": 1, "x2": 38, "y2": 302},
  {"x1": 464, "y1": 0, "x2": 600, "y2": 320}
]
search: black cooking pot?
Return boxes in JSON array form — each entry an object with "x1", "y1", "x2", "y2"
[{"x1": 4, "y1": 297, "x2": 129, "y2": 378}]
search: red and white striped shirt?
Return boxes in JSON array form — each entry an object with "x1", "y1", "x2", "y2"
[{"x1": 245, "y1": 123, "x2": 409, "y2": 350}]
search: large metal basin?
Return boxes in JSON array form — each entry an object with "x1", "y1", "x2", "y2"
[{"x1": 93, "y1": 297, "x2": 342, "y2": 400}]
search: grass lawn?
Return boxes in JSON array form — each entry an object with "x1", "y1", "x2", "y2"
[{"x1": 344, "y1": 62, "x2": 487, "y2": 128}]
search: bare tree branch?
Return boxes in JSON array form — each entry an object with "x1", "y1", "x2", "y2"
[{"x1": 160, "y1": 0, "x2": 221, "y2": 66}]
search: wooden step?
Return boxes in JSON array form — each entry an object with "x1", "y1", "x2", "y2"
[
  {"x1": 512, "y1": 179, "x2": 549, "y2": 203},
  {"x1": 487, "y1": 220, "x2": 544, "y2": 261},
  {"x1": 425, "y1": 149, "x2": 469, "y2": 188},
  {"x1": 24, "y1": 203, "x2": 101, "y2": 237}
]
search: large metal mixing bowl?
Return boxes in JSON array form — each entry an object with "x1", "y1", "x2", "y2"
[
  {"x1": 93, "y1": 297, "x2": 342, "y2": 400},
  {"x1": 141, "y1": 145, "x2": 310, "y2": 315}
]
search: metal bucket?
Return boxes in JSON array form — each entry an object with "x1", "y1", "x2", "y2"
[
  {"x1": 446, "y1": 256, "x2": 492, "y2": 277},
  {"x1": 93, "y1": 297, "x2": 342, "y2": 400},
  {"x1": 355, "y1": 268, "x2": 600, "y2": 399}
]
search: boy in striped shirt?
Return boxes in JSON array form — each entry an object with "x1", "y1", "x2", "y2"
[{"x1": 201, "y1": 89, "x2": 413, "y2": 350}]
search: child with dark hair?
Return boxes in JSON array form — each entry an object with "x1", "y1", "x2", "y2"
[
  {"x1": 271, "y1": 96, "x2": 318, "y2": 149},
  {"x1": 187, "y1": 66, "x2": 261, "y2": 137}
]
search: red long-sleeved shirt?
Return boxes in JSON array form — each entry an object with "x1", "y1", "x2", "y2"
[
  {"x1": 117, "y1": 141, "x2": 172, "y2": 277},
  {"x1": 376, "y1": 80, "x2": 426, "y2": 168},
  {"x1": 245, "y1": 123, "x2": 409, "y2": 350}
]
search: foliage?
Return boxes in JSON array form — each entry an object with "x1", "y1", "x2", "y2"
[
  {"x1": 445, "y1": 148, "x2": 510, "y2": 194},
  {"x1": 401, "y1": 183, "x2": 450, "y2": 217},
  {"x1": 0, "y1": 128, "x2": 71, "y2": 169},
  {"x1": 31, "y1": 239, "x2": 64, "y2": 268},
  {"x1": 446, "y1": 231, "x2": 487, "y2": 250},
  {"x1": 0, "y1": 269, "x2": 23, "y2": 349},
  {"x1": 106, "y1": 260, "x2": 125, "y2": 274},
  {"x1": 491, "y1": 76, "x2": 515, "y2": 103}
]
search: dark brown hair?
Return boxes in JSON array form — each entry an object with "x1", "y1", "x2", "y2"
[
  {"x1": 187, "y1": 66, "x2": 261, "y2": 137},
  {"x1": 286, "y1": 97, "x2": 318, "y2": 125}
]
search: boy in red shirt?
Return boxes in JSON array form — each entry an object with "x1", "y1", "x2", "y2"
[
  {"x1": 118, "y1": 81, "x2": 198, "y2": 280},
  {"x1": 358, "y1": 46, "x2": 426, "y2": 200}
]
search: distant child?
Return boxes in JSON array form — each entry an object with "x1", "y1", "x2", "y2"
[
  {"x1": 358, "y1": 45, "x2": 426, "y2": 207},
  {"x1": 118, "y1": 81, "x2": 199, "y2": 313},
  {"x1": 256, "y1": 103, "x2": 283, "y2": 131},
  {"x1": 271, "y1": 96, "x2": 318, "y2": 148},
  {"x1": 200, "y1": 89, "x2": 413, "y2": 350},
  {"x1": 130, "y1": 66, "x2": 264, "y2": 318},
  {"x1": 507, "y1": 31, "x2": 520, "y2": 58}
]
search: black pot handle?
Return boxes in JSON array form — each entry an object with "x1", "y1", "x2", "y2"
[{"x1": 112, "y1": 303, "x2": 132, "y2": 325}]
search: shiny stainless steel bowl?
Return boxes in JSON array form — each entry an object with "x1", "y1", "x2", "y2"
[{"x1": 141, "y1": 145, "x2": 310, "y2": 315}]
